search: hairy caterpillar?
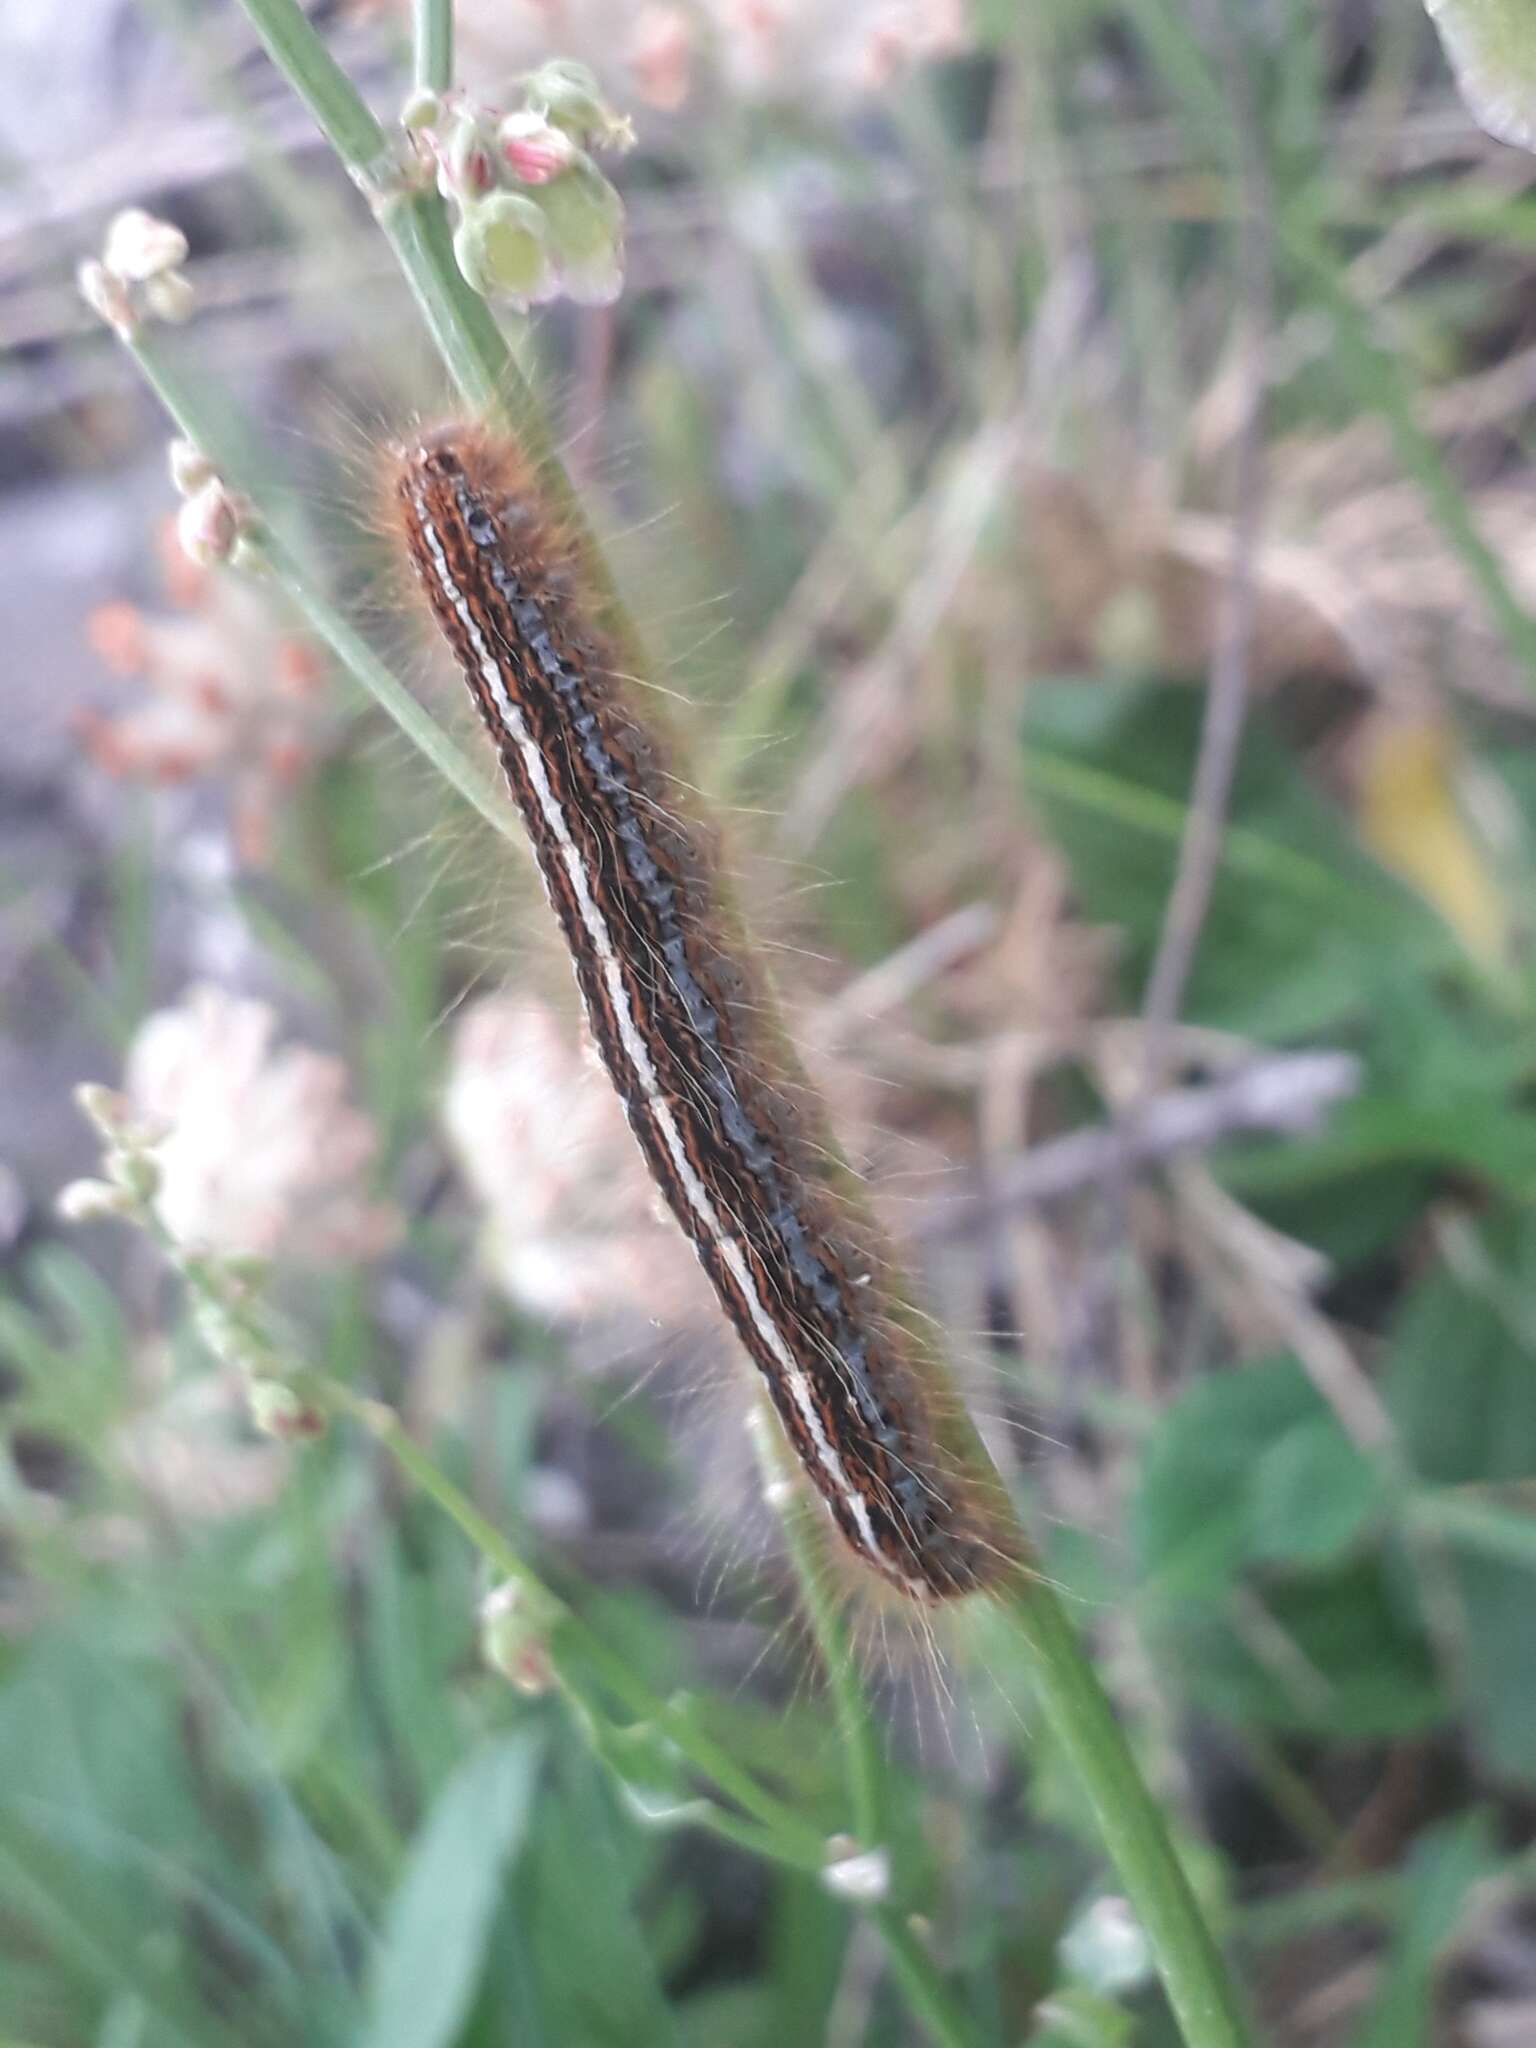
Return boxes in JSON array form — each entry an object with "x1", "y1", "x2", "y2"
[{"x1": 390, "y1": 423, "x2": 1018, "y2": 1601}]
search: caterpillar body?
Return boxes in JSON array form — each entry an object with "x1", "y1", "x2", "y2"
[{"x1": 391, "y1": 424, "x2": 1016, "y2": 1602}]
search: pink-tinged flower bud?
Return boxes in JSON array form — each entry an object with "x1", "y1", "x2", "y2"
[
  {"x1": 533, "y1": 157, "x2": 627, "y2": 307},
  {"x1": 77, "y1": 258, "x2": 137, "y2": 340},
  {"x1": 443, "y1": 110, "x2": 497, "y2": 198},
  {"x1": 176, "y1": 480, "x2": 243, "y2": 567},
  {"x1": 524, "y1": 60, "x2": 635, "y2": 152},
  {"x1": 497, "y1": 110, "x2": 577, "y2": 186},
  {"x1": 168, "y1": 438, "x2": 216, "y2": 498},
  {"x1": 452, "y1": 191, "x2": 558, "y2": 308},
  {"x1": 103, "y1": 207, "x2": 189, "y2": 283}
]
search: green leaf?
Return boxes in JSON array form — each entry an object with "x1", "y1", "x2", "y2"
[
  {"x1": 363, "y1": 1733, "x2": 543, "y2": 2048},
  {"x1": 1386, "y1": 1213, "x2": 1536, "y2": 1487},
  {"x1": 1249, "y1": 1416, "x2": 1386, "y2": 1567},
  {"x1": 1136, "y1": 1355, "x2": 1321, "y2": 1599},
  {"x1": 1135, "y1": 1359, "x2": 1441, "y2": 1738},
  {"x1": 1019, "y1": 678, "x2": 1450, "y2": 1039}
]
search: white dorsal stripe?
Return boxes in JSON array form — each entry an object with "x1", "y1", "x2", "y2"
[{"x1": 409, "y1": 494, "x2": 932, "y2": 1600}]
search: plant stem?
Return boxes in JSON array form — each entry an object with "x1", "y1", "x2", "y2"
[
  {"x1": 989, "y1": 1569, "x2": 1249, "y2": 2048},
  {"x1": 871, "y1": 1906, "x2": 974, "y2": 2048},
  {"x1": 413, "y1": 0, "x2": 452, "y2": 95},
  {"x1": 237, "y1": 0, "x2": 392, "y2": 182},
  {"x1": 122, "y1": 332, "x2": 515, "y2": 847},
  {"x1": 750, "y1": 1408, "x2": 885, "y2": 1852},
  {"x1": 376, "y1": 189, "x2": 520, "y2": 426},
  {"x1": 301, "y1": 1369, "x2": 828, "y2": 1864}
]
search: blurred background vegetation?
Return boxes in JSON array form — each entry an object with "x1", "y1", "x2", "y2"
[{"x1": 5, "y1": 2, "x2": 1536, "y2": 2042}]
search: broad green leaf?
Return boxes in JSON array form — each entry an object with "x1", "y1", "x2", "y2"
[
  {"x1": 363, "y1": 1733, "x2": 543, "y2": 2048},
  {"x1": 1249, "y1": 1416, "x2": 1387, "y2": 1568}
]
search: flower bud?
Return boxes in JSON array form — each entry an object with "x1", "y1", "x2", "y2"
[
  {"x1": 401, "y1": 87, "x2": 442, "y2": 133},
  {"x1": 176, "y1": 479, "x2": 243, "y2": 567},
  {"x1": 443, "y1": 111, "x2": 496, "y2": 198},
  {"x1": 453, "y1": 191, "x2": 558, "y2": 308},
  {"x1": 103, "y1": 208, "x2": 189, "y2": 283},
  {"x1": 497, "y1": 110, "x2": 577, "y2": 186},
  {"x1": 479, "y1": 1578, "x2": 560, "y2": 1694},
  {"x1": 167, "y1": 438, "x2": 216, "y2": 498},
  {"x1": 77, "y1": 259, "x2": 137, "y2": 340}
]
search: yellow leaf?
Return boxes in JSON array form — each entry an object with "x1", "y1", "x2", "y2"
[{"x1": 1357, "y1": 715, "x2": 1507, "y2": 964}]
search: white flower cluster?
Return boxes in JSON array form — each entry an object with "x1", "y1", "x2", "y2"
[
  {"x1": 441, "y1": 994, "x2": 706, "y2": 1329},
  {"x1": 63, "y1": 987, "x2": 397, "y2": 1269},
  {"x1": 77, "y1": 207, "x2": 193, "y2": 340}
]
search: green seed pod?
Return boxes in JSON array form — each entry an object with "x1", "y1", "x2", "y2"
[
  {"x1": 452, "y1": 190, "x2": 558, "y2": 308},
  {"x1": 533, "y1": 156, "x2": 626, "y2": 307}
]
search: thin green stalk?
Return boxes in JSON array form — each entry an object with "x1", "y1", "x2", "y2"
[
  {"x1": 413, "y1": 0, "x2": 452, "y2": 95},
  {"x1": 754, "y1": 1424, "x2": 979, "y2": 2048},
  {"x1": 374, "y1": 189, "x2": 520, "y2": 429},
  {"x1": 236, "y1": 0, "x2": 392, "y2": 180},
  {"x1": 299, "y1": 1369, "x2": 827, "y2": 1865},
  {"x1": 121, "y1": 332, "x2": 514, "y2": 848},
  {"x1": 871, "y1": 1906, "x2": 974, "y2": 2048},
  {"x1": 750, "y1": 1408, "x2": 884, "y2": 1850},
  {"x1": 988, "y1": 1569, "x2": 1249, "y2": 2048}
]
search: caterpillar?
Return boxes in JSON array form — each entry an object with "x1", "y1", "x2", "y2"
[{"x1": 389, "y1": 422, "x2": 1018, "y2": 1601}]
